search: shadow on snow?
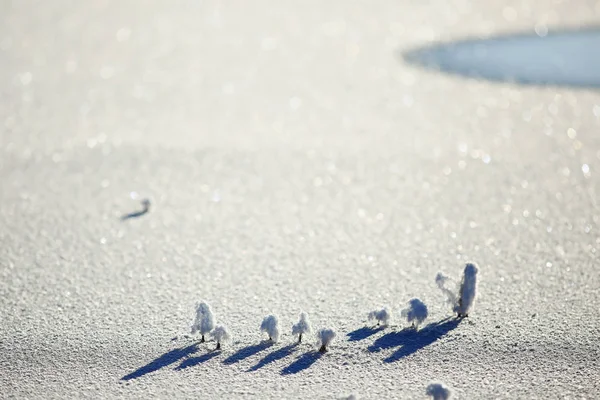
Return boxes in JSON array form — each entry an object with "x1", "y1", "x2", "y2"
[
  {"x1": 346, "y1": 326, "x2": 385, "y2": 342},
  {"x1": 281, "y1": 351, "x2": 322, "y2": 375},
  {"x1": 121, "y1": 343, "x2": 198, "y2": 381},
  {"x1": 222, "y1": 341, "x2": 272, "y2": 365},
  {"x1": 175, "y1": 350, "x2": 220, "y2": 370},
  {"x1": 368, "y1": 318, "x2": 461, "y2": 363},
  {"x1": 247, "y1": 344, "x2": 298, "y2": 372}
]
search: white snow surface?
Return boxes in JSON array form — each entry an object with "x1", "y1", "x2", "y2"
[
  {"x1": 191, "y1": 301, "x2": 215, "y2": 336},
  {"x1": 291, "y1": 312, "x2": 312, "y2": 337},
  {"x1": 400, "y1": 298, "x2": 429, "y2": 328},
  {"x1": 1, "y1": 1, "x2": 600, "y2": 399},
  {"x1": 426, "y1": 382, "x2": 452, "y2": 400},
  {"x1": 261, "y1": 315, "x2": 281, "y2": 342},
  {"x1": 368, "y1": 307, "x2": 391, "y2": 326}
]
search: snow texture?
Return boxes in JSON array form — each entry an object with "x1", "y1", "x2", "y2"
[
  {"x1": 2, "y1": 1, "x2": 600, "y2": 399},
  {"x1": 291, "y1": 312, "x2": 312, "y2": 340},
  {"x1": 368, "y1": 307, "x2": 391, "y2": 326},
  {"x1": 316, "y1": 328, "x2": 336, "y2": 352},
  {"x1": 210, "y1": 325, "x2": 231, "y2": 345},
  {"x1": 426, "y1": 382, "x2": 452, "y2": 400},
  {"x1": 400, "y1": 298, "x2": 429, "y2": 328},
  {"x1": 191, "y1": 301, "x2": 215, "y2": 338},
  {"x1": 260, "y1": 315, "x2": 280, "y2": 342},
  {"x1": 457, "y1": 263, "x2": 479, "y2": 317}
]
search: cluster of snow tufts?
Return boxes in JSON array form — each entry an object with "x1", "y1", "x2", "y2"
[
  {"x1": 190, "y1": 306, "x2": 335, "y2": 351},
  {"x1": 191, "y1": 301, "x2": 230, "y2": 349},
  {"x1": 186, "y1": 261, "x2": 478, "y2": 393},
  {"x1": 436, "y1": 262, "x2": 479, "y2": 318}
]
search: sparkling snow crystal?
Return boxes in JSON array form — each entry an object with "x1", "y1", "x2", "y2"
[
  {"x1": 191, "y1": 301, "x2": 215, "y2": 342},
  {"x1": 400, "y1": 298, "x2": 428, "y2": 328},
  {"x1": 368, "y1": 307, "x2": 391, "y2": 326},
  {"x1": 211, "y1": 325, "x2": 231, "y2": 350},
  {"x1": 317, "y1": 328, "x2": 336, "y2": 353},
  {"x1": 292, "y1": 312, "x2": 312, "y2": 343},
  {"x1": 260, "y1": 314, "x2": 280, "y2": 342},
  {"x1": 426, "y1": 382, "x2": 452, "y2": 400}
]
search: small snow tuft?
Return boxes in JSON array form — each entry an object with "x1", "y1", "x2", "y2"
[
  {"x1": 292, "y1": 312, "x2": 312, "y2": 339},
  {"x1": 426, "y1": 382, "x2": 452, "y2": 399},
  {"x1": 211, "y1": 325, "x2": 231, "y2": 346},
  {"x1": 400, "y1": 298, "x2": 428, "y2": 328},
  {"x1": 457, "y1": 262, "x2": 479, "y2": 317},
  {"x1": 260, "y1": 314, "x2": 280, "y2": 342},
  {"x1": 368, "y1": 307, "x2": 391, "y2": 326},
  {"x1": 191, "y1": 301, "x2": 215, "y2": 337},
  {"x1": 317, "y1": 327, "x2": 336, "y2": 352}
]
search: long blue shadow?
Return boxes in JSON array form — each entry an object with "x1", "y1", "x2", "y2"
[
  {"x1": 368, "y1": 318, "x2": 461, "y2": 362},
  {"x1": 222, "y1": 341, "x2": 272, "y2": 365},
  {"x1": 175, "y1": 350, "x2": 220, "y2": 370},
  {"x1": 403, "y1": 28, "x2": 600, "y2": 88},
  {"x1": 346, "y1": 326, "x2": 384, "y2": 342},
  {"x1": 247, "y1": 344, "x2": 298, "y2": 372},
  {"x1": 281, "y1": 351, "x2": 322, "y2": 375},
  {"x1": 121, "y1": 344, "x2": 198, "y2": 380}
]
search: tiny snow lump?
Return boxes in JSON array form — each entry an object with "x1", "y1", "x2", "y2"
[
  {"x1": 260, "y1": 314, "x2": 280, "y2": 342},
  {"x1": 400, "y1": 298, "x2": 428, "y2": 328},
  {"x1": 317, "y1": 328, "x2": 336, "y2": 353},
  {"x1": 292, "y1": 312, "x2": 312, "y2": 343},
  {"x1": 191, "y1": 301, "x2": 215, "y2": 342}
]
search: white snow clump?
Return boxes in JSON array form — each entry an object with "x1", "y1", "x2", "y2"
[
  {"x1": 317, "y1": 327, "x2": 336, "y2": 353},
  {"x1": 292, "y1": 312, "x2": 312, "y2": 343},
  {"x1": 457, "y1": 262, "x2": 478, "y2": 317},
  {"x1": 400, "y1": 298, "x2": 428, "y2": 328},
  {"x1": 368, "y1": 307, "x2": 391, "y2": 326},
  {"x1": 436, "y1": 262, "x2": 479, "y2": 317},
  {"x1": 211, "y1": 325, "x2": 231, "y2": 350},
  {"x1": 191, "y1": 301, "x2": 215, "y2": 342},
  {"x1": 260, "y1": 314, "x2": 280, "y2": 342},
  {"x1": 426, "y1": 382, "x2": 452, "y2": 400}
]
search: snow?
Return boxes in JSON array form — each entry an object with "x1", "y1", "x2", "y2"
[
  {"x1": 316, "y1": 328, "x2": 337, "y2": 353},
  {"x1": 191, "y1": 301, "x2": 215, "y2": 339},
  {"x1": 400, "y1": 299, "x2": 429, "y2": 328},
  {"x1": 426, "y1": 382, "x2": 452, "y2": 400},
  {"x1": 211, "y1": 325, "x2": 231, "y2": 347},
  {"x1": 1, "y1": 0, "x2": 600, "y2": 399},
  {"x1": 368, "y1": 307, "x2": 391, "y2": 326},
  {"x1": 435, "y1": 273, "x2": 458, "y2": 312},
  {"x1": 435, "y1": 263, "x2": 479, "y2": 317},
  {"x1": 457, "y1": 263, "x2": 478, "y2": 317},
  {"x1": 260, "y1": 315, "x2": 281, "y2": 342},
  {"x1": 291, "y1": 312, "x2": 312, "y2": 341}
]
